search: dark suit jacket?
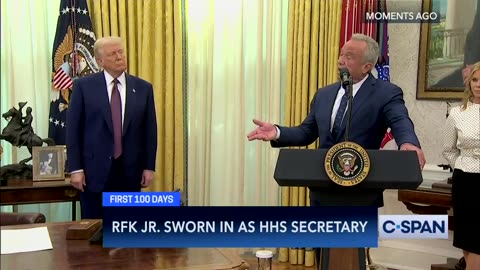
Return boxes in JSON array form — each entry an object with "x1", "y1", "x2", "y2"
[
  {"x1": 271, "y1": 74, "x2": 421, "y2": 206},
  {"x1": 66, "y1": 71, "x2": 157, "y2": 192}
]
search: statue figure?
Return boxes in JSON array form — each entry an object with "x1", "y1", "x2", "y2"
[
  {"x1": 0, "y1": 102, "x2": 55, "y2": 164},
  {"x1": 15, "y1": 107, "x2": 34, "y2": 147}
]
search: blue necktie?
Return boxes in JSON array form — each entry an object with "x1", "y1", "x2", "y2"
[{"x1": 332, "y1": 92, "x2": 348, "y2": 135}]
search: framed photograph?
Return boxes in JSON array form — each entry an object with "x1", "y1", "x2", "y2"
[
  {"x1": 417, "y1": 0, "x2": 479, "y2": 100},
  {"x1": 32, "y1": 146, "x2": 65, "y2": 181}
]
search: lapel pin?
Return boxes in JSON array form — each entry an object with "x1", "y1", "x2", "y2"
[{"x1": 133, "y1": 89, "x2": 136, "y2": 93}]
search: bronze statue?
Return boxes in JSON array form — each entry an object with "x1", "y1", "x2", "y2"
[{"x1": 0, "y1": 102, "x2": 55, "y2": 164}]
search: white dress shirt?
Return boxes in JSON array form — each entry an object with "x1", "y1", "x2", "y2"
[
  {"x1": 275, "y1": 74, "x2": 369, "y2": 139},
  {"x1": 329, "y1": 74, "x2": 369, "y2": 131},
  {"x1": 442, "y1": 102, "x2": 480, "y2": 173},
  {"x1": 104, "y1": 71, "x2": 126, "y2": 126}
]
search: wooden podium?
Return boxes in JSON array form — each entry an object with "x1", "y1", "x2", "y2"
[{"x1": 273, "y1": 148, "x2": 423, "y2": 270}]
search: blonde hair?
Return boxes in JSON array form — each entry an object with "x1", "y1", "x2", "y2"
[
  {"x1": 93, "y1": 36, "x2": 123, "y2": 58},
  {"x1": 462, "y1": 61, "x2": 480, "y2": 110}
]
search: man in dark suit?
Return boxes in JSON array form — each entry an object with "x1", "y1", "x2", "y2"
[
  {"x1": 247, "y1": 33, "x2": 425, "y2": 207},
  {"x1": 66, "y1": 36, "x2": 157, "y2": 219}
]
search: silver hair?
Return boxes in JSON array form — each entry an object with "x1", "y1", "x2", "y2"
[
  {"x1": 351, "y1": 33, "x2": 379, "y2": 65},
  {"x1": 93, "y1": 36, "x2": 124, "y2": 58}
]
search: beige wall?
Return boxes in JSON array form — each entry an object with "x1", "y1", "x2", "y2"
[{"x1": 388, "y1": 0, "x2": 452, "y2": 166}]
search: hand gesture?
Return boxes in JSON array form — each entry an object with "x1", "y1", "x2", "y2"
[
  {"x1": 247, "y1": 119, "x2": 277, "y2": 141},
  {"x1": 70, "y1": 171, "x2": 86, "y2": 192}
]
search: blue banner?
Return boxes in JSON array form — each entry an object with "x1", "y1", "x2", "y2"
[
  {"x1": 102, "y1": 192, "x2": 181, "y2": 207},
  {"x1": 103, "y1": 206, "x2": 378, "y2": 248}
]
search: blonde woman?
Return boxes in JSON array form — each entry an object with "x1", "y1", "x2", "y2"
[{"x1": 442, "y1": 61, "x2": 480, "y2": 270}]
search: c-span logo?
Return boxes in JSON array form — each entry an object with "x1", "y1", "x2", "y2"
[
  {"x1": 324, "y1": 141, "x2": 370, "y2": 186},
  {"x1": 379, "y1": 215, "x2": 448, "y2": 239}
]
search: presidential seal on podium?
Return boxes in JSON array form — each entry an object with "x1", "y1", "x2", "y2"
[{"x1": 324, "y1": 141, "x2": 370, "y2": 186}]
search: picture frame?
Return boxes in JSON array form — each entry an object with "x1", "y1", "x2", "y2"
[
  {"x1": 416, "y1": 0, "x2": 478, "y2": 100},
  {"x1": 32, "y1": 146, "x2": 66, "y2": 181}
]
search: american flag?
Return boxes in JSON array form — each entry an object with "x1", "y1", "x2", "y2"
[
  {"x1": 53, "y1": 62, "x2": 73, "y2": 90},
  {"x1": 340, "y1": 0, "x2": 377, "y2": 49},
  {"x1": 375, "y1": 1, "x2": 397, "y2": 150}
]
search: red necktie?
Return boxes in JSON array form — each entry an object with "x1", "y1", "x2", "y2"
[{"x1": 111, "y1": 79, "x2": 122, "y2": 159}]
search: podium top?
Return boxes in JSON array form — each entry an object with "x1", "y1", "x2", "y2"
[{"x1": 274, "y1": 148, "x2": 423, "y2": 190}]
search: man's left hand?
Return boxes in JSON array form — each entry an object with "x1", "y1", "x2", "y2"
[
  {"x1": 141, "y1": 170, "x2": 154, "y2": 187},
  {"x1": 400, "y1": 143, "x2": 426, "y2": 169}
]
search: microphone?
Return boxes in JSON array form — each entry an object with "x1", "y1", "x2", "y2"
[
  {"x1": 339, "y1": 68, "x2": 352, "y2": 87},
  {"x1": 339, "y1": 68, "x2": 353, "y2": 141}
]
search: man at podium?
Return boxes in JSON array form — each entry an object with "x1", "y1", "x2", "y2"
[{"x1": 247, "y1": 33, "x2": 426, "y2": 208}]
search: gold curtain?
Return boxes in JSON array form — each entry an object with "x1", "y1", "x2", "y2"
[
  {"x1": 86, "y1": 0, "x2": 185, "y2": 193},
  {"x1": 279, "y1": 0, "x2": 342, "y2": 266}
]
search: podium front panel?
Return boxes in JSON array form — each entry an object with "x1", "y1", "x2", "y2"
[{"x1": 274, "y1": 149, "x2": 422, "y2": 190}]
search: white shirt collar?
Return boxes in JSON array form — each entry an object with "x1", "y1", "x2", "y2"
[
  {"x1": 104, "y1": 71, "x2": 126, "y2": 86},
  {"x1": 341, "y1": 74, "x2": 369, "y2": 96}
]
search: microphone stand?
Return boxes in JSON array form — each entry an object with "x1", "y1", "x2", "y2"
[{"x1": 344, "y1": 78, "x2": 353, "y2": 142}]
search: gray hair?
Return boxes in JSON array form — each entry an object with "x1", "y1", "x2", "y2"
[
  {"x1": 93, "y1": 36, "x2": 124, "y2": 58},
  {"x1": 351, "y1": 33, "x2": 379, "y2": 65}
]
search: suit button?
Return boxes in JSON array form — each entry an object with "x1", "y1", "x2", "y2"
[{"x1": 109, "y1": 156, "x2": 112, "y2": 160}]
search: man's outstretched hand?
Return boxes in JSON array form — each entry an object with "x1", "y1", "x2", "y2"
[{"x1": 247, "y1": 119, "x2": 277, "y2": 141}]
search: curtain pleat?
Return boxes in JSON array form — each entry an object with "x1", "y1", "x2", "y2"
[{"x1": 279, "y1": 0, "x2": 342, "y2": 266}]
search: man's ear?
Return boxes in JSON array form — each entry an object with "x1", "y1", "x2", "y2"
[
  {"x1": 363, "y1": 62, "x2": 374, "y2": 74},
  {"x1": 95, "y1": 57, "x2": 102, "y2": 67}
]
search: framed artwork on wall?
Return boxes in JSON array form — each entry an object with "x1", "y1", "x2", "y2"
[{"x1": 417, "y1": 0, "x2": 479, "y2": 100}]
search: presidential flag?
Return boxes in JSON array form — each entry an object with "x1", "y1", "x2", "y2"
[
  {"x1": 374, "y1": 1, "x2": 398, "y2": 150},
  {"x1": 48, "y1": 0, "x2": 99, "y2": 145},
  {"x1": 374, "y1": 0, "x2": 389, "y2": 82}
]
